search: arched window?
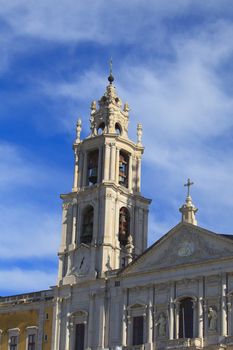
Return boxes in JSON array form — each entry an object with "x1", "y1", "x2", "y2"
[
  {"x1": 119, "y1": 151, "x2": 129, "y2": 187},
  {"x1": 119, "y1": 207, "x2": 130, "y2": 246},
  {"x1": 81, "y1": 206, "x2": 94, "y2": 244},
  {"x1": 87, "y1": 150, "x2": 98, "y2": 185},
  {"x1": 179, "y1": 297, "x2": 194, "y2": 338},
  {"x1": 115, "y1": 123, "x2": 122, "y2": 135},
  {"x1": 97, "y1": 122, "x2": 105, "y2": 135}
]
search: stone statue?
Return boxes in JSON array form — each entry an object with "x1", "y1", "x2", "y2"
[
  {"x1": 208, "y1": 306, "x2": 217, "y2": 331},
  {"x1": 156, "y1": 313, "x2": 166, "y2": 336},
  {"x1": 137, "y1": 123, "x2": 143, "y2": 145}
]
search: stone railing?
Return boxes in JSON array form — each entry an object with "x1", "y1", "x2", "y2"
[
  {"x1": 125, "y1": 345, "x2": 145, "y2": 350},
  {"x1": 0, "y1": 289, "x2": 54, "y2": 306},
  {"x1": 164, "y1": 338, "x2": 203, "y2": 349}
]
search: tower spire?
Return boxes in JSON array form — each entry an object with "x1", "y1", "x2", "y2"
[
  {"x1": 108, "y1": 57, "x2": 114, "y2": 84},
  {"x1": 179, "y1": 178, "x2": 198, "y2": 225}
]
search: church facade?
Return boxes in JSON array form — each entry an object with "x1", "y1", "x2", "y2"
[{"x1": 1, "y1": 73, "x2": 233, "y2": 350}]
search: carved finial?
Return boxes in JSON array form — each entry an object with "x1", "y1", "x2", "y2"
[
  {"x1": 179, "y1": 178, "x2": 198, "y2": 225},
  {"x1": 76, "y1": 118, "x2": 82, "y2": 143},
  {"x1": 108, "y1": 57, "x2": 114, "y2": 84},
  {"x1": 91, "y1": 100, "x2": 96, "y2": 112},
  {"x1": 137, "y1": 123, "x2": 143, "y2": 145},
  {"x1": 123, "y1": 102, "x2": 130, "y2": 112}
]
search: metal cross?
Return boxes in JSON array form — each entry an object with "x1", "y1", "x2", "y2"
[{"x1": 184, "y1": 178, "x2": 194, "y2": 197}]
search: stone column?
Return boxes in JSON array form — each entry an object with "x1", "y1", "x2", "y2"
[
  {"x1": 72, "y1": 150, "x2": 79, "y2": 191},
  {"x1": 198, "y1": 278, "x2": 204, "y2": 338},
  {"x1": 122, "y1": 290, "x2": 128, "y2": 346},
  {"x1": 128, "y1": 154, "x2": 132, "y2": 192},
  {"x1": 127, "y1": 314, "x2": 132, "y2": 346},
  {"x1": 221, "y1": 273, "x2": 227, "y2": 336},
  {"x1": 169, "y1": 283, "x2": 175, "y2": 340},
  {"x1": 192, "y1": 299, "x2": 197, "y2": 338},
  {"x1": 65, "y1": 299, "x2": 71, "y2": 350},
  {"x1": 78, "y1": 152, "x2": 83, "y2": 188},
  {"x1": 82, "y1": 152, "x2": 88, "y2": 187},
  {"x1": 115, "y1": 148, "x2": 119, "y2": 184},
  {"x1": 110, "y1": 142, "x2": 116, "y2": 181},
  {"x1": 57, "y1": 254, "x2": 64, "y2": 281},
  {"x1": 87, "y1": 293, "x2": 95, "y2": 348},
  {"x1": 71, "y1": 202, "x2": 77, "y2": 245},
  {"x1": 174, "y1": 301, "x2": 180, "y2": 339},
  {"x1": 169, "y1": 301, "x2": 175, "y2": 340},
  {"x1": 227, "y1": 296, "x2": 232, "y2": 336},
  {"x1": 97, "y1": 294, "x2": 105, "y2": 348},
  {"x1": 103, "y1": 144, "x2": 111, "y2": 181},
  {"x1": 147, "y1": 289, "x2": 154, "y2": 345},
  {"x1": 52, "y1": 297, "x2": 62, "y2": 350},
  {"x1": 97, "y1": 146, "x2": 103, "y2": 183},
  {"x1": 136, "y1": 156, "x2": 141, "y2": 192},
  {"x1": 84, "y1": 320, "x2": 88, "y2": 350}
]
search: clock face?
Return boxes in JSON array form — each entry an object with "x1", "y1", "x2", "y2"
[
  {"x1": 76, "y1": 251, "x2": 90, "y2": 275},
  {"x1": 178, "y1": 241, "x2": 194, "y2": 257}
]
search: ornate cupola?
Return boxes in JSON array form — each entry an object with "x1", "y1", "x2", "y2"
[
  {"x1": 57, "y1": 71, "x2": 151, "y2": 286},
  {"x1": 89, "y1": 76, "x2": 130, "y2": 139}
]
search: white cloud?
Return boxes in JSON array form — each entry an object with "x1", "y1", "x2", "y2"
[
  {"x1": 0, "y1": 268, "x2": 56, "y2": 295},
  {"x1": 0, "y1": 142, "x2": 68, "y2": 190},
  {"x1": 0, "y1": 203, "x2": 60, "y2": 258},
  {"x1": 0, "y1": 0, "x2": 232, "y2": 76},
  {"x1": 0, "y1": 0, "x2": 231, "y2": 44},
  {"x1": 0, "y1": 142, "x2": 61, "y2": 259}
]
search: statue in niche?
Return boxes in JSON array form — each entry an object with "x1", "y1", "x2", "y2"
[
  {"x1": 119, "y1": 207, "x2": 130, "y2": 246},
  {"x1": 156, "y1": 312, "x2": 166, "y2": 336},
  {"x1": 208, "y1": 306, "x2": 217, "y2": 331}
]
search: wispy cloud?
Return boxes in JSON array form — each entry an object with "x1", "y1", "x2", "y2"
[
  {"x1": 0, "y1": 142, "x2": 61, "y2": 259},
  {"x1": 0, "y1": 268, "x2": 56, "y2": 295},
  {"x1": 0, "y1": 142, "x2": 68, "y2": 190},
  {"x1": 0, "y1": 203, "x2": 60, "y2": 259}
]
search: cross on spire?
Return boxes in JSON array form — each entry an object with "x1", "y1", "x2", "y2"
[
  {"x1": 110, "y1": 57, "x2": 113, "y2": 75},
  {"x1": 184, "y1": 178, "x2": 194, "y2": 197},
  {"x1": 108, "y1": 57, "x2": 114, "y2": 84}
]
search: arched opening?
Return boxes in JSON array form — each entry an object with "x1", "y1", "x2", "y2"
[
  {"x1": 179, "y1": 297, "x2": 194, "y2": 338},
  {"x1": 87, "y1": 150, "x2": 98, "y2": 185},
  {"x1": 119, "y1": 207, "x2": 130, "y2": 246},
  {"x1": 119, "y1": 151, "x2": 129, "y2": 187},
  {"x1": 81, "y1": 206, "x2": 94, "y2": 244},
  {"x1": 115, "y1": 122, "x2": 122, "y2": 135},
  {"x1": 97, "y1": 122, "x2": 105, "y2": 135}
]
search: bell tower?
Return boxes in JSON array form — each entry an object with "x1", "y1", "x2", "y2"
[{"x1": 57, "y1": 71, "x2": 151, "y2": 285}]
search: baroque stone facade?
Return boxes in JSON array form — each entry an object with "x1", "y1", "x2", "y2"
[{"x1": 1, "y1": 74, "x2": 233, "y2": 350}]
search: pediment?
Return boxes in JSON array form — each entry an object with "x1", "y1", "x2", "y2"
[{"x1": 122, "y1": 222, "x2": 233, "y2": 275}]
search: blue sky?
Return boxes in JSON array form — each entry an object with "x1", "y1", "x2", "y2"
[{"x1": 1, "y1": 1, "x2": 233, "y2": 296}]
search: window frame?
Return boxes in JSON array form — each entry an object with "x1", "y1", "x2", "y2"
[
  {"x1": 26, "y1": 326, "x2": 38, "y2": 350},
  {"x1": 8, "y1": 328, "x2": 20, "y2": 350},
  {"x1": 127, "y1": 303, "x2": 147, "y2": 346}
]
